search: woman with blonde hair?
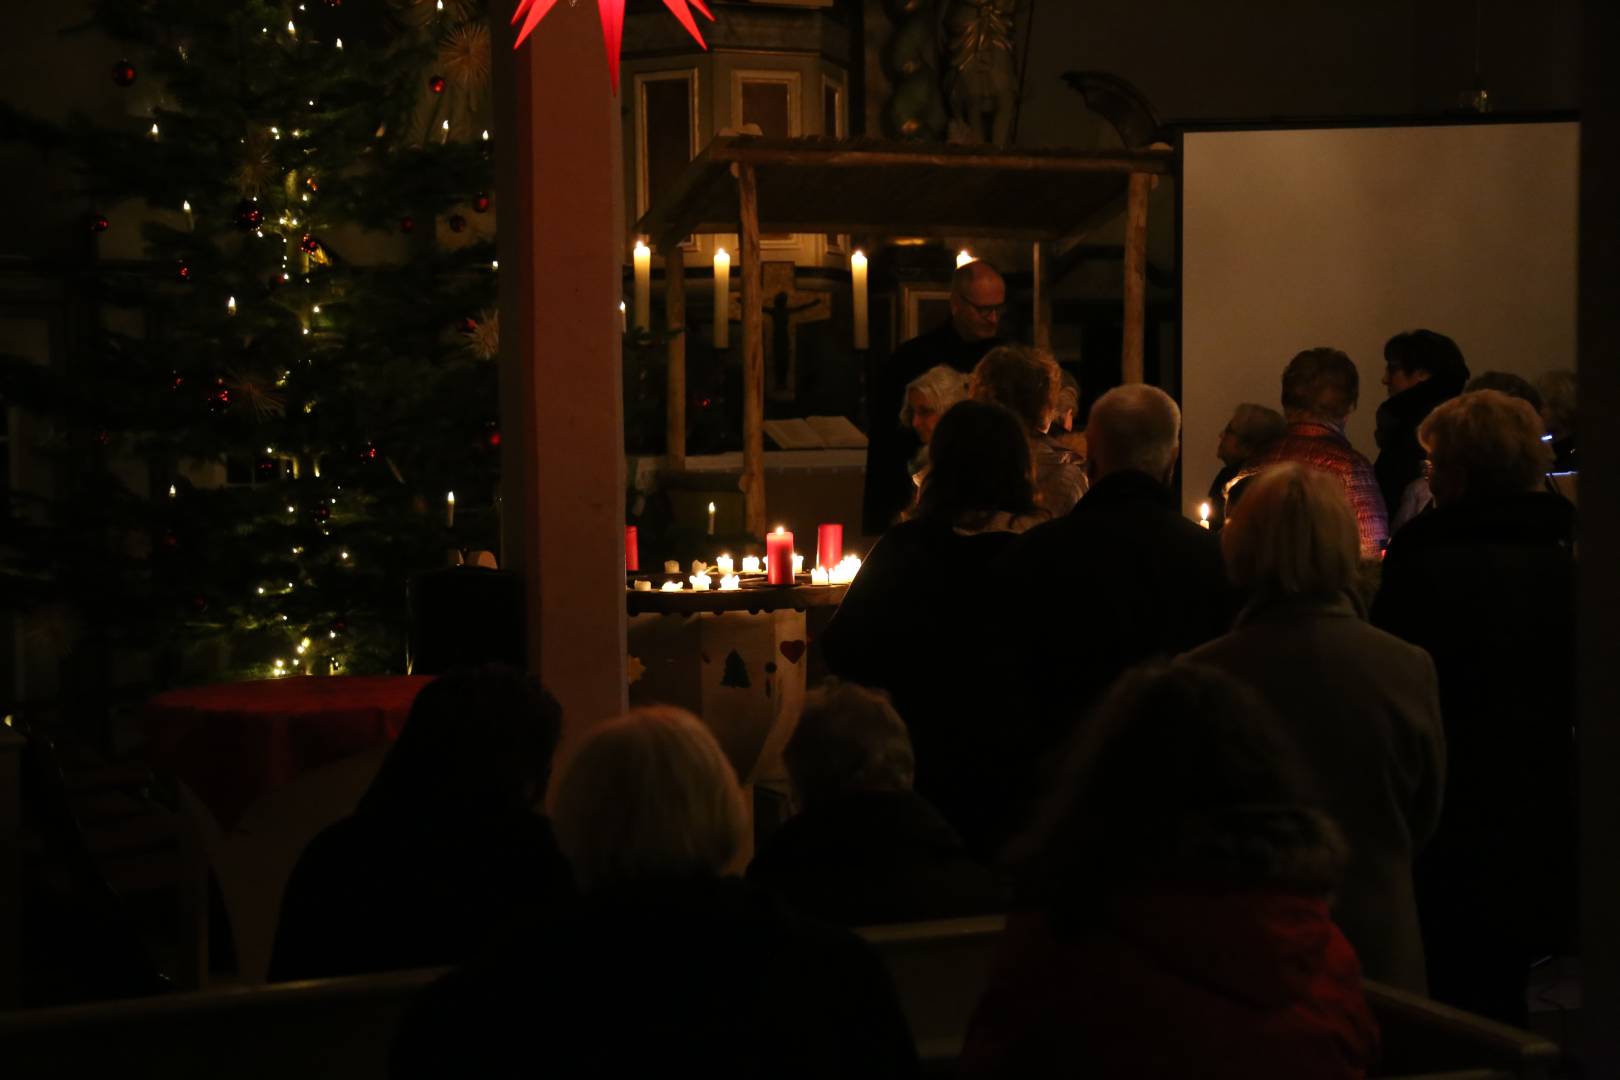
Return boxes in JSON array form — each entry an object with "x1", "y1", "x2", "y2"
[
  {"x1": 970, "y1": 344, "x2": 1087, "y2": 515},
  {"x1": 395, "y1": 706, "x2": 918, "y2": 1078},
  {"x1": 1186, "y1": 463, "x2": 1445, "y2": 993}
]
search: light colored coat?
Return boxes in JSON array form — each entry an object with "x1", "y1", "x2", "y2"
[{"x1": 1184, "y1": 593, "x2": 1445, "y2": 992}]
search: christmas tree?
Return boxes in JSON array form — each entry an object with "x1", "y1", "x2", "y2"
[{"x1": 2, "y1": 0, "x2": 501, "y2": 691}]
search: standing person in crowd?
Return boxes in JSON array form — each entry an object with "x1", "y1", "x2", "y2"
[
  {"x1": 1207, "y1": 403, "x2": 1285, "y2": 531},
  {"x1": 971, "y1": 345, "x2": 1088, "y2": 516},
  {"x1": 1374, "y1": 330, "x2": 1470, "y2": 517},
  {"x1": 393, "y1": 706, "x2": 918, "y2": 1078},
  {"x1": 863, "y1": 260, "x2": 1007, "y2": 534},
  {"x1": 822, "y1": 399, "x2": 1044, "y2": 853},
  {"x1": 899, "y1": 364, "x2": 973, "y2": 495},
  {"x1": 1186, "y1": 464, "x2": 1445, "y2": 992},
  {"x1": 1536, "y1": 369, "x2": 1579, "y2": 504},
  {"x1": 1237, "y1": 347, "x2": 1389, "y2": 556},
  {"x1": 747, "y1": 680, "x2": 1006, "y2": 927},
  {"x1": 1372, "y1": 390, "x2": 1577, "y2": 1026},
  {"x1": 269, "y1": 667, "x2": 575, "y2": 982},
  {"x1": 962, "y1": 664, "x2": 1379, "y2": 1080},
  {"x1": 993, "y1": 384, "x2": 1233, "y2": 753}
]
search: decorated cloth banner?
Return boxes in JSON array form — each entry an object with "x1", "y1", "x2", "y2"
[{"x1": 511, "y1": 0, "x2": 714, "y2": 92}]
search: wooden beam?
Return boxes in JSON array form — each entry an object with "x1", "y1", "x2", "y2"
[
  {"x1": 1032, "y1": 240, "x2": 1053, "y2": 352},
  {"x1": 738, "y1": 164, "x2": 766, "y2": 537},
  {"x1": 664, "y1": 244, "x2": 686, "y2": 470},
  {"x1": 1120, "y1": 171, "x2": 1151, "y2": 384},
  {"x1": 711, "y1": 141, "x2": 1175, "y2": 176}
]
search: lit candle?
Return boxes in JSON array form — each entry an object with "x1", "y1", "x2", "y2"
[
  {"x1": 810, "y1": 566, "x2": 830, "y2": 586},
  {"x1": 633, "y1": 579, "x2": 653, "y2": 592},
  {"x1": 633, "y1": 240, "x2": 651, "y2": 332},
  {"x1": 766, "y1": 526, "x2": 794, "y2": 586},
  {"x1": 227, "y1": 295, "x2": 237, "y2": 316},
  {"x1": 718, "y1": 573, "x2": 741, "y2": 591},
  {"x1": 618, "y1": 300, "x2": 627, "y2": 332},
  {"x1": 956, "y1": 249, "x2": 974, "y2": 268},
  {"x1": 181, "y1": 199, "x2": 193, "y2": 230},
  {"x1": 689, "y1": 573, "x2": 712, "y2": 591},
  {"x1": 792, "y1": 553, "x2": 804, "y2": 576},
  {"x1": 660, "y1": 580, "x2": 683, "y2": 592},
  {"x1": 713, "y1": 247, "x2": 731, "y2": 348},
  {"x1": 816, "y1": 523, "x2": 844, "y2": 571},
  {"x1": 741, "y1": 555, "x2": 761, "y2": 574},
  {"x1": 707, "y1": 500, "x2": 716, "y2": 536},
  {"x1": 168, "y1": 484, "x2": 177, "y2": 498},
  {"x1": 850, "y1": 250, "x2": 868, "y2": 351},
  {"x1": 446, "y1": 491, "x2": 455, "y2": 528},
  {"x1": 625, "y1": 525, "x2": 639, "y2": 571},
  {"x1": 716, "y1": 554, "x2": 734, "y2": 575},
  {"x1": 1198, "y1": 502, "x2": 1211, "y2": 529},
  {"x1": 831, "y1": 554, "x2": 863, "y2": 585}
]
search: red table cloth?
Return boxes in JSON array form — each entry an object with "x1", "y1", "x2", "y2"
[{"x1": 143, "y1": 675, "x2": 431, "y2": 832}]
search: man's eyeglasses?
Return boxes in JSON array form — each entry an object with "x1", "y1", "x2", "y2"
[{"x1": 963, "y1": 300, "x2": 1007, "y2": 319}]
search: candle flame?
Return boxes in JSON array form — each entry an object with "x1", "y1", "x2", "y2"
[
  {"x1": 956, "y1": 250, "x2": 974, "y2": 268},
  {"x1": 708, "y1": 501, "x2": 716, "y2": 512},
  {"x1": 1199, "y1": 502, "x2": 1210, "y2": 521},
  {"x1": 447, "y1": 491, "x2": 456, "y2": 504},
  {"x1": 634, "y1": 239, "x2": 650, "y2": 256},
  {"x1": 774, "y1": 525, "x2": 785, "y2": 535},
  {"x1": 851, "y1": 249, "x2": 867, "y2": 269}
]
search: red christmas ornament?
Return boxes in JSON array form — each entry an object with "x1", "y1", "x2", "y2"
[
  {"x1": 313, "y1": 503, "x2": 332, "y2": 523},
  {"x1": 428, "y1": 75, "x2": 446, "y2": 94},
  {"x1": 447, "y1": 214, "x2": 468, "y2": 233},
  {"x1": 458, "y1": 316, "x2": 478, "y2": 334},
  {"x1": 511, "y1": 0, "x2": 713, "y2": 93},
  {"x1": 89, "y1": 213, "x2": 110, "y2": 233},
  {"x1": 400, "y1": 216, "x2": 416, "y2": 233},
  {"x1": 473, "y1": 193, "x2": 491, "y2": 213},
  {"x1": 299, "y1": 233, "x2": 323, "y2": 255},
  {"x1": 362, "y1": 445, "x2": 378, "y2": 460},
  {"x1": 487, "y1": 429, "x2": 502, "y2": 448},
  {"x1": 234, "y1": 199, "x2": 264, "y2": 231},
  {"x1": 112, "y1": 60, "x2": 137, "y2": 87},
  {"x1": 176, "y1": 260, "x2": 192, "y2": 282}
]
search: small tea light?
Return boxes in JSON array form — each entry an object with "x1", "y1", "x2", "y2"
[
  {"x1": 633, "y1": 579, "x2": 653, "y2": 592},
  {"x1": 660, "y1": 581, "x2": 683, "y2": 592},
  {"x1": 811, "y1": 566, "x2": 830, "y2": 586},
  {"x1": 715, "y1": 554, "x2": 734, "y2": 574},
  {"x1": 718, "y1": 573, "x2": 742, "y2": 591},
  {"x1": 741, "y1": 555, "x2": 762, "y2": 574},
  {"x1": 689, "y1": 573, "x2": 712, "y2": 591},
  {"x1": 1198, "y1": 502, "x2": 1211, "y2": 529},
  {"x1": 792, "y1": 553, "x2": 804, "y2": 575},
  {"x1": 830, "y1": 554, "x2": 863, "y2": 585},
  {"x1": 664, "y1": 560, "x2": 680, "y2": 574}
]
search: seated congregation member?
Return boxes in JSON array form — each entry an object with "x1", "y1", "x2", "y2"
[
  {"x1": 1372, "y1": 390, "x2": 1577, "y2": 1026},
  {"x1": 269, "y1": 667, "x2": 574, "y2": 982},
  {"x1": 1236, "y1": 347, "x2": 1389, "y2": 556},
  {"x1": 970, "y1": 344, "x2": 1087, "y2": 516},
  {"x1": 747, "y1": 680, "x2": 1006, "y2": 926},
  {"x1": 900, "y1": 363, "x2": 973, "y2": 493},
  {"x1": 1207, "y1": 402, "x2": 1285, "y2": 531},
  {"x1": 1185, "y1": 463, "x2": 1446, "y2": 992},
  {"x1": 992, "y1": 384, "x2": 1233, "y2": 768},
  {"x1": 961, "y1": 664, "x2": 1379, "y2": 1080},
  {"x1": 821, "y1": 399, "x2": 1044, "y2": 852},
  {"x1": 393, "y1": 706, "x2": 917, "y2": 1079},
  {"x1": 1374, "y1": 330, "x2": 1470, "y2": 518}
]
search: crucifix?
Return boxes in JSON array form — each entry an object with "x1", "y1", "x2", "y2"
[{"x1": 759, "y1": 261, "x2": 831, "y2": 402}]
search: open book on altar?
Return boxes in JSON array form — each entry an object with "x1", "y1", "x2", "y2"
[{"x1": 763, "y1": 416, "x2": 869, "y2": 451}]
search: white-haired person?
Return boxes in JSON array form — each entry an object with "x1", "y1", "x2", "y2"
[
  {"x1": 1371, "y1": 390, "x2": 1577, "y2": 1026},
  {"x1": 1185, "y1": 463, "x2": 1445, "y2": 992},
  {"x1": 392, "y1": 706, "x2": 918, "y2": 1078},
  {"x1": 747, "y1": 680, "x2": 1006, "y2": 927},
  {"x1": 899, "y1": 363, "x2": 973, "y2": 494}
]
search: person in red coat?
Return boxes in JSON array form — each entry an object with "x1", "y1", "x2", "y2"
[{"x1": 961, "y1": 663, "x2": 1380, "y2": 1079}]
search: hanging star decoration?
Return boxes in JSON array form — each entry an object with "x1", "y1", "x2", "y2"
[{"x1": 510, "y1": 0, "x2": 713, "y2": 92}]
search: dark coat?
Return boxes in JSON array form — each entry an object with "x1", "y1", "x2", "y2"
[
  {"x1": 862, "y1": 322, "x2": 1001, "y2": 534},
  {"x1": 747, "y1": 790, "x2": 1007, "y2": 927},
  {"x1": 390, "y1": 876, "x2": 918, "y2": 1079},
  {"x1": 1374, "y1": 378, "x2": 1462, "y2": 515},
  {"x1": 1184, "y1": 594, "x2": 1446, "y2": 992},
  {"x1": 1371, "y1": 490, "x2": 1577, "y2": 1022},
  {"x1": 269, "y1": 810, "x2": 576, "y2": 982}
]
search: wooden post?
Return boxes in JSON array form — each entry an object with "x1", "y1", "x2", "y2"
[
  {"x1": 492, "y1": 0, "x2": 628, "y2": 734},
  {"x1": 1121, "y1": 171, "x2": 1151, "y2": 384},
  {"x1": 665, "y1": 244, "x2": 686, "y2": 470},
  {"x1": 0, "y1": 730, "x2": 22, "y2": 1008},
  {"x1": 738, "y1": 164, "x2": 766, "y2": 537},
  {"x1": 1032, "y1": 240, "x2": 1053, "y2": 352}
]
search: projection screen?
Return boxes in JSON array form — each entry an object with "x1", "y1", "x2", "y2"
[{"x1": 1178, "y1": 118, "x2": 1579, "y2": 519}]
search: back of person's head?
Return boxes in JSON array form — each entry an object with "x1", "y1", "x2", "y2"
[
  {"x1": 1536, "y1": 369, "x2": 1577, "y2": 439},
  {"x1": 912, "y1": 398, "x2": 1037, "y2": 527},
  {"x1": 970, "y1": 345, "x2": 1061, "y2": 433},
  {"x1": 360, "y1": 666, "x2": 562, "y2": 818},
  {"x1": 900, "y1": 364, "x2": 972, "y2": 426},
  {"x1": 1419, "y1": 389, "x2": 1553, "y2": 504},
  {"x1": 1384, "y1": 330, "x2": 1470, "y2": 395},
  {"x1": 1225, "y1": 403, "x2": 1286, "y2": 456},
  {"x1": 549, "y1": 706, "x2": 748, "y2": 893},
  {"x1": 1466, "y1": 371, "x2": 1543, "y2": 412},
  {"x1": 1084, "y1": 383, "x2": 1181, "y2": 483},
  {"x1": 1021, "y1": 663, "x2": 1344, "y2": 927},
  {"x1": 1055, "y1": 372, "x2": 1082, "y2": 432},
  {"x1": 1280, "y1": 347, "x2": 1360, "y2": 422},
  {"x1": 1223, "y1": 464, "x2": 1359, "y2": 601},
  {"x1": 783, "y1": 680, "x2": 915, "y2": 810}
]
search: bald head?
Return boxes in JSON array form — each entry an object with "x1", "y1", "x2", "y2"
[
  {"x1": 1085, "y1": 384, "x2": 1182, "y2": 484},
  {"x1": 949, "y1": 260, "x2": 1006, "y2": 342}
]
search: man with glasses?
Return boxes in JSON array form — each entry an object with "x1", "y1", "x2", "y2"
[{"x1": 863, "y1": 259, "x2": 1008, "y2": 533}]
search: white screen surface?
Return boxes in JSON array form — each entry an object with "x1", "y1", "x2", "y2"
[{"x1": 1179, "y1": 120, "x2": 1578, "y2": 517}]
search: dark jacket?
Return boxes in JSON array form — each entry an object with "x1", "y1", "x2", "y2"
[
  {"x1": 962, "y1": 891, "x2": 1379, "y2": 1079},
  {"x1": 862, "y1": 322, "x2": 1001, "y2": 534},
  {"x1": 1184, "y1": 594, "x2": 1446, "y2": 992},
  {"x1": 1374, "y1": 378, "x2": 1463, "y2": 515},
  {"x1": 747, "y1": 790, "x2": 1007, "y2": 927},
  {"x1": 269, "y1": 810, "x2": 575, "y2": 982},
  {"x1": 391, "y1": 876, "x2": 918, "y2": 1079}
]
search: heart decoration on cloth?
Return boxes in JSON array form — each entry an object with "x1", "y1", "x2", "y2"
[{"x1": 778, "y1": 640, "x2": 806, "y2": 665}]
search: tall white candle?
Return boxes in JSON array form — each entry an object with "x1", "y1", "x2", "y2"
[
  {"x1": 713, "y1": 247, "x2": 730, "y2": 348},
  {"x1": 851, "y1": 250, "x2": 868, "y2": 351},
  {"x1": 633, "y1": 240, "x2": 652, "y2": 332},
  {"x1": 446, "y1": 491, "x2": 455, "y2": 528},
  {"x1": 707, "y1": 501, "x2": 716, "y2": 536}
]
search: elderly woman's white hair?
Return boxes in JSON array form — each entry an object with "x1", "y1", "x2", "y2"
[
  {"x1": 899, "y1": 364, "x2": 973, "y2": 427},
  {"x1": 1419, "y1": 389, "x2": 1554, "y2": 504},
  {"x1": 1223, "y1": 463, "x2": 1360, "y2": 599},
  {"x1": 1085, "y1": 384, "x2": 1181, "y2": 481},
  {"x1": 549, "y1": 705, "x2": 748, "y2": 892}
]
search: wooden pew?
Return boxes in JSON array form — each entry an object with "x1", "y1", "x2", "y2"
[
  {"x1": 858, "y1": 915, "x2": 1006, "y2": 1068},
  {"x1": 1365, "y1": 980, "x2": 1562, "y2": 1080}
]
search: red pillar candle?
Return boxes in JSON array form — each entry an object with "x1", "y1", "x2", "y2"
[
  {"x1": 815, "y1": 523, "x2": 843, "y2": 570},
  {"x1": 625, "y1": 525, "x2": 639, "y2": 572},
  {"x1": 766, "y1": 526, "x2": 794, "y2": 585}
]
